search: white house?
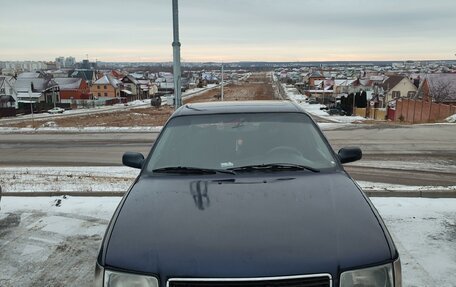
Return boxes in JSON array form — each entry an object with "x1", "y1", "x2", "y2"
[{"x1": 0, "y1": 76, "x2": 17, "y2": 108}]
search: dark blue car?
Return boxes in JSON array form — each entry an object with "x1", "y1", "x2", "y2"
[{"x1": 95, "y1": 101, "x2": 401, "y2": 287}]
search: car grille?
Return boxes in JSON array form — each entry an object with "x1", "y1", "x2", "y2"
[{"x1": 168, "y1": 275, "x2": 331, "y2": 287}]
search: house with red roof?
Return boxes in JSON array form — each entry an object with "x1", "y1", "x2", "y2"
[{"x1": 53, "y1": 78, "x2": 91, "y2": 104}]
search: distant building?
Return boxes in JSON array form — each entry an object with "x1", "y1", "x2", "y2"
[
  {"x1": 64, "y1": 57, "x2": 76, "y2": 68},
  {"x1": 138, "y1": 79, "x2": 158, "y2": 99},
  {"x1": 14, "y1": 74, "x2": 59, "y2": 107},
  {"x1": 308, "y1": 71, "x2": 325, "y2": 87},
  {"x1": 48, "y1": 70, "x2": 68, "y2": 78},
  {"x1": 0, "y1": 76, "x2": 17, "y2": 108},
  {"x1": 121, "y1": 75, "x2": 140, "y2": 100},
  {"x1": 80, "y1": 59, "x2": 96, "y2": 70},
  {"x1": 91, "y1": 74, "x2": 122, "y2": 99},
  {"x1": 55, "y1": 57, "x2": 65, "y2": 69},
  {"x1": 70, "y1": 69, "x2": 97, "y2": 85},
  {"x1": 381, "y1": 75, "x2": 418, "y2": 104},
  {"x1": 53, "y1": 78, "x2": 91, "y2": 104}
]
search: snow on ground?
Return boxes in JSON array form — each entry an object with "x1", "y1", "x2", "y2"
[
  {"x1": 283, "y1": 84, "x2": 307, "y2": 102},
  {"x1": 350, "y1": 160, "x2": 456, "y2": 174},
  {"x1": 0, "y1": 196, "x2": 455, "y2": 286},
  {"x1": 358, "y1": 181, "x2": 456, "y2": 192},
  {"x1": 325, "y1": 115, "x2": 365, "y2": 123},
  {"x1": 0, "y1": 122, "x2": 348, "y2": 133},
  {"x1": 281, "y1": 83, "x2": 366, "y2": 123},
  {"x1": 0, "y1": 126, "x2": 163, "y2": 133},
  {"x1": 297, "y1": 102, "x2": 365, "y2": 123},
  {"x1": 0, "y1": 166, "x2": 139, "y2": 193},
  {"x1": 371, "y1": 197, "x2": 456, "y2": 286},
  {"x1": 446, "y1": 113, "x2": 456, "y2": 123},
  {"x1": 299, "y1": 102, "x2": 330, "y2": 116},
  {"x1": 0, "y1": 196, "x2": 120, "y2": 286},
  {"x1": 1, "y1": 166, "x2": 454, "y2": 194}
]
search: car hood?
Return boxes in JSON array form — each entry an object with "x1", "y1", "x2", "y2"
[{"x1": 105, "y1": 172, "x2": 392, "y2": 279}]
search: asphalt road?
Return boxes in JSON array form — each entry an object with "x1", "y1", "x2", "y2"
[{"x1": 1, "y1": 124, "x2": 455, "y2": 186}]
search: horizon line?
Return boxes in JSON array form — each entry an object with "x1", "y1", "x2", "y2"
[{"x1": 2, "y1": 59, "x2": 456, "y2": 64}]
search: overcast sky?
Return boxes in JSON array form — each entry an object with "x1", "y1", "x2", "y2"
[{"x1": 1, "y1": 0, "x2": 455, "y2": 62}]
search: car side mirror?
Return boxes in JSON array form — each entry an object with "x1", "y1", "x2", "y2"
[
  {"x1": 122, "y1": 152, "x2": 145, "y2": 169},
  {"x1": 338, "y1": 147, "x2": 362, "y2": 164}
]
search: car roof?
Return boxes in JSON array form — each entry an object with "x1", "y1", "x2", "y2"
[{"x1": 172, "y1": 101, "x2": 304, "y2": 117}]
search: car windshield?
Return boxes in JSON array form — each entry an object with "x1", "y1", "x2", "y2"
[{"x1": 145, "y1": 112, "x2": 337, "y2": 173}]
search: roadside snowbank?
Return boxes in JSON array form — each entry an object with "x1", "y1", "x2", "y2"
[
  {"x1": 1, "y1": 166, "x2": 454, "y2": 194},
  {"x1": 0, "y1": 126, "x2": 163, "y2": 133},
  {"x1": 350, "y1": 160, "x2": 456, "y2": 173},
  {"x1": 358, "y1": 181, "x2": 456, "y2": 192},
  {"x1": 0, "y1": 121, "x2": 352, "y2": 133},
  {"x1": 446, "y1": 113, "x2": 456, "y2": 123},
  {"x1": 280, "y1": 83, "x2": 365, "y2": 123}
]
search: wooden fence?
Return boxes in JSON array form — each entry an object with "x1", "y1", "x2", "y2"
[{"x1": 395, "y1": 99, "x2": 456, "y2": 123}]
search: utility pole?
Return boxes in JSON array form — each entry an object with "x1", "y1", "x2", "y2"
[
  {"x1": 53, "y1": 88, "x2": 56, "y2": 108},
  {"x1": 221, "y1": 62, "x2": 224, "y2": 101},
  {"x1": 28, "y1": 85, "x2": 34, "y2": 126},
  {"x1": 172, "y1": 0, "x2": 182, "y2": 108}
]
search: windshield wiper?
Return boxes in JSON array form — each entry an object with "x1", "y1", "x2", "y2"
[
  {"x1": 152, "y1": 166, "x2": 236, "y2": 175},
  {"x1": 227, "y1": 163, "x2": 320, "y2": 173}
]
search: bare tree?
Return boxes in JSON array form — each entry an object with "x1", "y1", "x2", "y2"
[{"x1": 429, "y1": 79, "x2": 453, "y2": 102}]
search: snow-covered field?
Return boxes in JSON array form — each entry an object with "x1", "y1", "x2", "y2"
[
  {"x1": 1, "y1": 196, "x2": 455, "y2": 286},
  {"x1": 0, "y1": 166, "x2": 139, "y2": 193}
]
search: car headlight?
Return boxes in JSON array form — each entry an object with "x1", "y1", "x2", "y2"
[
  {"x1": 340, "y1": 263, "x2": 394, "y2": 287},
  {"x1": 104, "y1": 270, "x2": 159, "y2": 287}
]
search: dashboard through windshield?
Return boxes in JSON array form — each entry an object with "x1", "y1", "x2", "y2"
[{"x1": 145, "y1": 112, "x2": 338, "y2": 174}]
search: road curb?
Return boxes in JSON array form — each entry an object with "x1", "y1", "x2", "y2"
[
  {"x1": 365, "y1": 190, "x2": 456, "y2": 198},
  {"x1": 1, "y1": 191, "x2": 125, "y2": 197},
  {"x1": 2, "y1": 190, "x2": 456, "y2": 198}
]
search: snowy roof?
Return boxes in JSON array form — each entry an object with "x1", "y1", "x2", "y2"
[
  {"x1": 309, "y1": 71, "x2": 323, "y2": 78},
  {"x1": 93, "y1": 75, "x2": 121, "y2": 87},
  {"x1": 369, "y1": 75, "x2": 385, "y2": 81},
  {"x1": 14, "y1": 78, "x2": 50, "y2": 92},
  {"x1": 129, "y1": 73, "x2": 144, "y2": 79},
  {"x1": 307, "y1": 89, "x2": 333, "y2": 93},
  {"x1": 137, "y1": 79, "x2": 150, "y2": 85},
  {"x1": 53, "y1": 78, "x2": 82, "y2": 90},
  {"x1": 334, "y1": 79, "x2": 357, "y2": 86},
  {"x1": 17, "y1": 72, "x2": 42, "y2": 79},
  {"x1": 70, "y1": 70, "x2": 96, "y2": 82},
  {"x1": 359, "y1": 79, "x2": 373, "y2": 86},
  {"x1": 121, "y1": 75, "x2": 139, "y2": 85}
]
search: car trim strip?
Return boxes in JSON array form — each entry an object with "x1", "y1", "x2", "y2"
[{"x1": 167, "y1": 273, "x2": 332, "y2": 287}]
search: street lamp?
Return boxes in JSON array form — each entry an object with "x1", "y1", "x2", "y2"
[
  {"x1": 172, "y1": 0, "x2": 182, "y2": 108},
  {"x1": 28, "y1": 85, "x2": 34, "y2": 126},
  {"x1": 221, "y1": 62, "x2": 224, "y2": 101}
]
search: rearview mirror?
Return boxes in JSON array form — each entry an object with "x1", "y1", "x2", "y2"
[
  {"x1": 122, "y1": 152, "x2": 145, "y2": 169},
  {"x1": 338, "y1": 147, "x2": 362, "y2": 164}
]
